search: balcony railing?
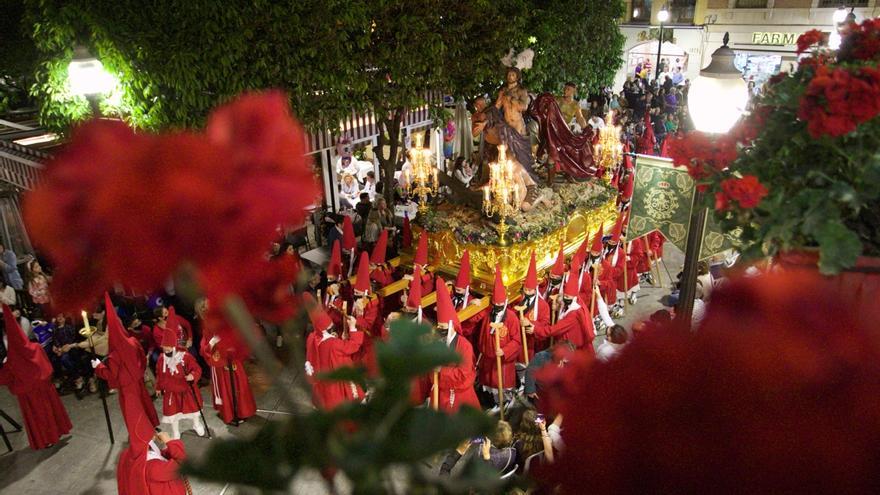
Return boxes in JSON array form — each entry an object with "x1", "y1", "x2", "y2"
[{"x1": 735, "y1": 0, "x2": 768, "y2": 8}]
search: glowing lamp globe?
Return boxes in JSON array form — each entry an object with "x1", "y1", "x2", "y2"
[
  {"x1": 657, "y1": 7, "x2": 670, "y2": 23},
  {"x1": 68, "y1": 46, "x2": 116, "y2": 97},
  {"x1": 832, "y1": 6, "x2": 848, "y2": 24},
  {"x1": 688, "y1": 33, "x2": 748, "y2": 134}
]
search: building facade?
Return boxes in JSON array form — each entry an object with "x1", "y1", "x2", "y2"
[{"x1": 614, "y1": 0, "x2": 880, "y2": 90}]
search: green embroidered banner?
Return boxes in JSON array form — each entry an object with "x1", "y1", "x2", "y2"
[
  {"x1": 629, "y1": 154, "x2": 739, "y2": 261},
  {"x1": 628, "y1": 155, "x2": 694, "y2": 252}
]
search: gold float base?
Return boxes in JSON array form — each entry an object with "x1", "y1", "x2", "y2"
[{"x1": 409, "y1": 197, "x2": 618, "y2": 294}]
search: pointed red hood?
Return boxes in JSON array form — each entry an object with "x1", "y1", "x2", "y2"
[
  {"x1": 414, "y1": 231, "x2": 428, "y2": 266},
  {"x1": 406, "y1": 265, "x2": 423, "y2": 309},
  {"x1": 455, "y1": 250, "x2": 471, "y2": 289},
  {"x1": 622, "y1": 172, "x2": 634, "y2": 201},
  {"x1": 303, "y1": 292, "x2": 332, "y2": 331},
  {"x1": 370, "y1": 229, "x2": 388, "y2": 264},
  {"x1": 492, "y1": 264, "x2": 506, "y2": 305},
  {"x1": 327, "y1": 240, "x2": 343, "y2": 279},
  {"x1": 550, "y1": 243, "x2": 566, "y2": 278},
  {"x1": 2, "y1": 304, "x2": 53, "y2": 393},
  {"x1": 354, "y1": 252, "x2": 371, "y2": 293},
  {"x1": 563, "y1": 268, "x2": 581, "y2": 297},
  {"x1": 402, "y1": 214, "x2": 412, "y2": 248},
  {"x1": 104, "y1": 293, "x2": 143, "y2": 376},
  {"x1": 341, "y1": 215, "x2": 356, "y2": 252},
  {"x1": 590, "y1": 224, "x2": 605, "y2": 255},
  {"x1": 524, "y1": 251, "x2": 538, "y2": 291},
  {"x1": 435, "y1": 277, "x2": 456, "y2": 326},
  {"x1": 161, "y1": 306, "x2": 180, "y2": 348}
]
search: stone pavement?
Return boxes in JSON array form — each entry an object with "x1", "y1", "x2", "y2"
[{"x1": 0, "y1": 246, "x2": 683, "y2": 495}]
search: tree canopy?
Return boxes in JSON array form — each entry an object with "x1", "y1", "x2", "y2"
[{"x1": 22, "y1": 0, "x2": 624, "y2": 134}]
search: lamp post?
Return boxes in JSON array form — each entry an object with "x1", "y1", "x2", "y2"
[
  {"x1": 67, "y1": 46, "x2": 116, "y2": 116},
  {"x1": 655, "y1": 5, "x2": 670, "y2": 81},
  {"x1": 830, "y1": 5, "x2": 856, "y2": 50},
  {"x1": 677, "y1": 32, "x2": 747, "y2": 327}
]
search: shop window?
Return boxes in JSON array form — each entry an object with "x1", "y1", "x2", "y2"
[
  {"x1": 630, "y1": 0, "x2": 652, "y2": 24},
  {"x1": 735, "y1": 0, "x2": 768, "y2": 7},
  {"x1": 669, "y1": 0, "x2": 696, "y2": 25},
  {"x1": 818, "y1": 0, "x2": 867, "y2": 6}
]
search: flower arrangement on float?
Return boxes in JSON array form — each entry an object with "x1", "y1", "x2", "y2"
[{"x1": 667, "y1": 19, "x2": 880, "y2": 275}]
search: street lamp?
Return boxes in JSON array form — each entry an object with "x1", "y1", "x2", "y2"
[
  {"x1": 677, "y1": 31, "x2": 747, "y2": 327},
  {"x1": 830, "y1": 6, "x2": 856, "y2": 50},
  {"x1": 68, "y1": 46, "x2": 116, "y2": 115},
  {"x1": 655, "y1": 5, "x2": 670, "y2": 81},
  {"x1": 688, "y1": 33, "x2": 748, "y2": 134}
]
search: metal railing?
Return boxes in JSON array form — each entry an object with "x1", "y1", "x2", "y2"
[{"x1": 735, "y1": 0, "x2": 768, "y2": 8}]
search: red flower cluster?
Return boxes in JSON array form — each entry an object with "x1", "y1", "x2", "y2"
[
  {"x1": 838, "y1": 18, "x2": 880, "y2": 62},
  {"x1": 537, "y1": 272, "x2": 880, "y2": 493},
  {"x1": 795, "y1": 29, "x2": 827, "y2": 55},
  {"x1": 798, "y1": 65, "x2": 880, "y2": 138},
  {"x1": 666, "y1": 131, "x2": 738, "y2": 182},
  {"x1": 715, "y1": 175, "x2": 768, "y2": 211},
  {"x1": 24, "y1": 91, "x2": 319, "y2": 313}
]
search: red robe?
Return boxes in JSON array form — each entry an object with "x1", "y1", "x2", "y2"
[
  {"x1": 95, "y1": 348, "x2": 161, "y2": 433},
  {"x1": 352, "y1": 297, "x2": 382, "y2": 375},
  {"x1": 648, "y1": 231, "x2": 665, "y2": 259},
  {"x1": 464, "y1": 308, "x2": 521, "y2": 389},
  {"x1": 324, "y1": 295, "x2": 346, "y2": 332},
  {"x1": 199, "y1": 336, "x2": 256, "y2": 424},
  {"x1": 614, "y1": 245, "x2": 639, "y2": 294},
  {"x1": 312, "y1": 331, "x2": 365, "y2": 409},
  {"x1": 0, "y1": 317, "x2": 72, "y2": 450},
  {"x1": 156, "y1": 352, "x2": 203, "y2": 416},
  {"x1": 632, "y1": 237, "x2": 652, "y2": 274},
  {"x1": 370, "y1": 266, "x2": 395, "y2": 290},
  {"x1": 537, "y1": 299, "x2": 595, "y2": 350},
  {"x1": 518, "y1": 296, "x2": 551, "y2": 361},
  {"x1": 436, "y1": 334, "x2": 481, "y2": 412},
  {"x1": 145, "y1": 439, "x2": 188, "y2": 495}
]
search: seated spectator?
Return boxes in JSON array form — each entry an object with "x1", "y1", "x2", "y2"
[
  {"x1": 515, "y1": 409, "x2": 557, "y2": 465},
  {"x1": 362, "y1": 171, "x2": 377, "y2": 200},
  {"x1": 27, "y1": 259, "x2": 52, "y2": 317},
  {"x1": 0, "y1": 279, "x2": 16, "y2": 306},
  {"x1": 340, "y1": 174, "x2": 360, "y2": 209}
]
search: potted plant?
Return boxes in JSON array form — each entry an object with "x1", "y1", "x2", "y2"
[{"x1": 668, "y1": 20, "x2": 880, "y2": 288}]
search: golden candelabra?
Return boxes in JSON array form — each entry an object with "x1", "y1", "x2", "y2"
[
  {"x1": 482, "y1": 144, "x2": 519, "y2": 246},
  {"x1": 594, "y1": 111, "x2": 624, "y2": 181},
  {"x1": 402, "y1": 132, "x2": 438, "y2": 214}
]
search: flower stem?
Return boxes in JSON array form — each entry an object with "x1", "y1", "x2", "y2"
[{"x1": 222, "y1": 296, "x2": 302, "y2": 414}]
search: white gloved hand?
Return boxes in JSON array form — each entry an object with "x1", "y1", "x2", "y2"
[
  {"x1": 208, "y1": 335, "x2": 220, "y2": 347},
  {"x1": 91, "y1": 358, "x2": 101, "y2": 369}
]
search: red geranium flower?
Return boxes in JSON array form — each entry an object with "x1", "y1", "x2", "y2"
[
  {"x1": 838, "y1": 18, "x2": 880, "y2": 62},
  {"x1": 798, "y1": 65, "x2": 880, "y2": 138},
  {"x1": 718, "y1": 175, "x2": 768, "y2": 210},
  {"x1": 537, "y1": 272, "x2": 880, "y2": 493},
  {"x1": 23, "y1": 91, "x2": 319, "y2": 312},
  {"x1": 796, "y1": 29, "x2": 827, "y2": 54},
  {"x1": 667, "y1": 131, "x2": 738, "y2": 181}
]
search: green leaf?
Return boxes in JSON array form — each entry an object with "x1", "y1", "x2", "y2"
[
  {"x1": 816, "y1": 221, "x2": 862, "y2": 274},
  {"x1": 377, "y1": 320, "x2": 461, "y2": 382}
]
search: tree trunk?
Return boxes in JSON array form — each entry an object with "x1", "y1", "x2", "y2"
[{"x1": 373, "y1": 107, "x2": 405, "y2": 206}]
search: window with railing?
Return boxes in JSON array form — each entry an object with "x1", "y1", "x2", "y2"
[
  {"x1": 818, "y1": 0, "x2": 868, "y2": 6},
  {"x1": 630, "y1": 0, "x2": 652, "y2": 24},
  {"x1": 735, "y1": 0, "x2": 768, "y2": 8},
  {"x1": 669, "y1": 0, "x2": 696, "y2": 25}
]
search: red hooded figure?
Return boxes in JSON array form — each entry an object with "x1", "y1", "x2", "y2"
[
  {"x1": 519, "y1": 251, "x2": 551, "y2": 360},
  {"x1": 433, "y1": 278, "x2": 480, "y2": 412},
  {"x1": 95, "y1": 293, "x2": 160, "y2": 431},
  {"x1": 536, "y1": 268, "x2": 595, "y2": 350},
  {"x1": 0, "y1": 304, "x2": 72, "y2": 449},
  {"x1": 199, "y1": 318, "x2": 256, "y2": 425},
  {"x1": 155, "y1": 307, "x2": 205, "y2": 439}
]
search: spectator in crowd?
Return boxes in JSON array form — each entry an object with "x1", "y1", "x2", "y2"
[
  {"x1": 27, "y1": 259, "x2": 52, "y2": 316},
  {"x1": 0, "y1": 279, "x2": 16, "y2": 306},
  {"x1": 0, "y1": 242, "x2": 23, "y2": 290},
  {"x1": 340, "y1": 173, "x2": 360, "y2": 209},
  {"x1": 596, "y1": 324, "x2": 630, "y2": 362},
  {"x1": 362, "y1": 171, "x2": 377, "y2": 200},
  {"x1": 355, "y1": 193, "x2": 372, "y2": 234}
]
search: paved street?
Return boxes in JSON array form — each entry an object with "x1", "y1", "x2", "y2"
[{"x1": 0, "y1": 245, "x2": 683, "y2": 495}]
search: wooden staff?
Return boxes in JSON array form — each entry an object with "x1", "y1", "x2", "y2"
[
  {"x1": 432, "y1": 370, "x2": 439, "y2": 411},
  {"x1": 622, "y1": 242, "x2": 630, "y2": 309},
  {"x1": 590, "y1": 264, "x2": 599, "y2": 317},
  {"x1": 492, "y1": 323, "x2": 505, "y2": 421},
  {"x1": 517, "y1": 307, "x2": 529, "y2": 366}
]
